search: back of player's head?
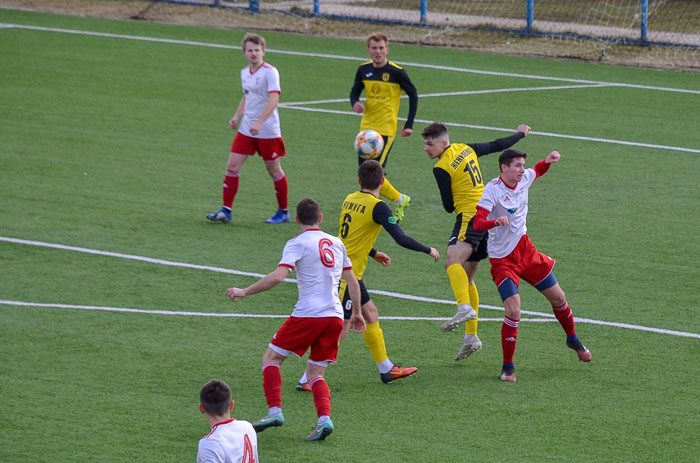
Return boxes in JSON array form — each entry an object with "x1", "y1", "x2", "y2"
[
  {"x1": 200, "y1": 379, "x2": 232, "y2": 417},
  {"x1": 367, "y1": 32, "x2": 388, "y2": 46},
  {"x1": 358, "y1": 160, "x2": 384, "y2": 190},
  {"x1": 297, "y1": 197, "x2": 321, "y2": 225},
  {"x1": 242, "y1": 33, "x2": 266, "y2": 51},
  {"x1": 499, "y1": 149, "x2": 527, "y2": 171},
  {"x1": 421, "y1": 122, "x2": 449, "y2": 141}
]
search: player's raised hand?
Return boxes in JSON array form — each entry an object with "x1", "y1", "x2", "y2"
[
  {"x1": 517, "y1": 124, "x2": 531, "y2": 136},
  {"x1": 373, "y1": 251, "x2": 391, "y2": 267},
  {"x1": 429, "y1": 247, "x2": 440, "y2": 262},
  {"x1": 225, "y1": 287, "x2": 246, "y2": 302},
  {"x1": 546, "y1": 150, "x2": 561, "y2": 163}
]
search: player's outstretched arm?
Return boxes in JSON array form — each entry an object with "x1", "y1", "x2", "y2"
[
  {"x1": 225, "y1": 266, "x2": 290, "y2": 301},
  {"x1": 545, "y1": 150, "x2": 561, "y2": 163},
  {"x1": 428, "y1": 247, "x2": 440, "y2": 262},
  {"x1": 516, "y1": 124, "x2": 531, "y2": 136}
]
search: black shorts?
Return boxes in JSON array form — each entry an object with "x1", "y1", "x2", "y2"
[
  {"x1": 340, "y1": 279, "x2": 371, "y2": 320},
  {"x1": 448, "y1": 213, "x2": 489, "y2": 262}
]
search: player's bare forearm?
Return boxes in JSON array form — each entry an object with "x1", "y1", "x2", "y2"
[
  {"x1": 251, "y1": 92, "x2": 279, "y2": 134},
  {"x1": 342, "y1": 268, "x2": 366, "y2": 333},
  {"x1": 226, "y1": 266, "x2": 289, "y2": 301},
  {"x1": 230, "y1": 97, "x2": 246, "y2": 129}
]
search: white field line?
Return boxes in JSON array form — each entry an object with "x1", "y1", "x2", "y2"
[
  {"x1": 0, "y1": 300, "x2": 525, "y2": 323},
  {"x1": 276, "y1": 104, "x2": 700, "y2": 154},
  {"x1": 282, "y1": 83, "x2": 614, "y2": 106},
  {"x1": 5, "y1": 23, "x2": 699, "y2": 153},
  {"x1": 4, "y1": 23, "x2": 700, "y2": 96},
  {"x1": 2, "y1": 236, "x2": 699, "y2": 339}
]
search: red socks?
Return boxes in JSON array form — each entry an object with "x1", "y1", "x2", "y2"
[
  {"x1": 501, "y1": 316, "x2": 520, "y2": 365},
  {"x1": 553, "y1": 302, "x2": 576, "y2": 337},
  {"x1": 222, "y1": 172, "x2": 239, "y2": 209},
  {"x1": 262, "y1": 362, "x2": 282, "y2": 408},
  {"x1": 309, "y1": 376, "x2": 331, "y2": 418},
  {"x1": 272, "y1": 173, "x2": 288, "y2": 210},
  {"x1": 222, "y1": 172, "x2": 287, "y2": 211}
]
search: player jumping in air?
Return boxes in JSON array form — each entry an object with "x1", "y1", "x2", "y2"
[{"x1": 422, "y1": 122, "x2": 530, "y2": 361}]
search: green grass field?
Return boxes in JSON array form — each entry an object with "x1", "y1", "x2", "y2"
[{"x1": 1, "y1": 7, "x2": 699, "y2": 462}]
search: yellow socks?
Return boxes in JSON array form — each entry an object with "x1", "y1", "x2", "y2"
[
  {"x1": 446, "y1": 263, "x2": 471, "y2": 307},
  {"x1": 465, "y1": 283, "x2": 480, "y2": 335},
  {"x1": 362, "y1": 322, "x2": 389, "y2": 364},
  {"x1": 379, "y1": 177, "x2": 401, "y2": 203}
]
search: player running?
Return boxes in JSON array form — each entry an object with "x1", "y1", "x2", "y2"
[
  {"x1": 226, "y1": 198, "x2": 366, "y2": 441},
  {"x1": 297, "y1": 160, "x2": 439, "y2": 389}
]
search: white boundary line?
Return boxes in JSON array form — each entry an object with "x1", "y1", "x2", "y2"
[
  {"x1": 4, "y1": 23, "x2": 699, "y2": 95},
  {"x1": 276, "y1": 105, "x2": 700, "y2": 154},
  {"x1": 4, "y1": 23, "x2": 699, "y2": 154},
  {"x1": 2, "y1": 236, "x2": 698, "y2": 339}
]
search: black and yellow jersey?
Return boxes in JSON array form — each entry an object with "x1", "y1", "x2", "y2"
[
  {"x1": 433, "y1": 132, "x2": 526, "y2": 221},
  {"x1": 338, "y1": 190, "x2": 431, "y2": 280},
  {"x1": 350, "y1": 60, "x2": 418, "y2": 136}
]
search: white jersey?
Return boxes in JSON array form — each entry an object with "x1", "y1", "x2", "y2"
[
  {"x1": 239, "y1": 62, "x2": 282, "y2": 139},
  {"x1": 477, "y1": 168, "x2": 537, "y2": 258},
  {"x1": 197, "y1": 419, "x2": 258, "y2": 463},
  {"x1": 279, "y1": 228, "x2": 351, "y2": 318}
]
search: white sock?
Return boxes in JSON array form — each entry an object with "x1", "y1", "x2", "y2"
[
  {"x1": 299, "y1": 372, "x2": 308, "y2": 384},
  {"x1": 377, "y1": 359, "x2": 393, "y2": 374},
  {"x1": 269, "y1": 406, "x2": 282, "y2": 416},
  {"x1": 464, "y1": 333, "x2": 477, "y2": 343},
  {"x1": 318, "y1": 415, "x2": 330, "y2": 424}
]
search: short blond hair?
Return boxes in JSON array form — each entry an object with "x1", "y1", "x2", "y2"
[
  {"x1": 367, "y1": 32, "x2": 388, "y2": 46},
  {"x1": 242, "y1": 33, "x2": 266, "y2": 51}
]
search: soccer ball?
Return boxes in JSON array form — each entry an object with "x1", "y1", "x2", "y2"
[{"x1": 354, "y1": 129, "x2": 384, "y2": 160}]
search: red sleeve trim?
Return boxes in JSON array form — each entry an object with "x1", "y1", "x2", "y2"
[
  {"x1": 533, "y1": 159, "x2": 551, "y2": 178},
  {"x1": 343, "y1": 266, "x2": 353, "y2": 271},
  {"x1": 269, "y1": 90, "x2": 281, "y2": 94},
  {"x1": 278, "y1": 263, "x2": 294, "y2": 270},
  {"x1": 473, "y1": 206, "x2": 497, "y2": 231}
]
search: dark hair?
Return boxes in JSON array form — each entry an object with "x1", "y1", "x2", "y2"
[
  {"x1": 498, "y1": 149, "x2": 527, "y2": 171},
  {"x1": 242, "y1": 33, "x2": 266, "y2": 51},
  {"x1": 200, "y1": 379, "x2": 232, "y2": 417},
  {"x1": 358, "y1": 160, "x2": 385, "y2": 190},
  {"x1": 421, "y1": 122, "x2": 448, "y2": 140},
  {"x1": 296, "y1": 197, "x2": 321, "y2": 225}
]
